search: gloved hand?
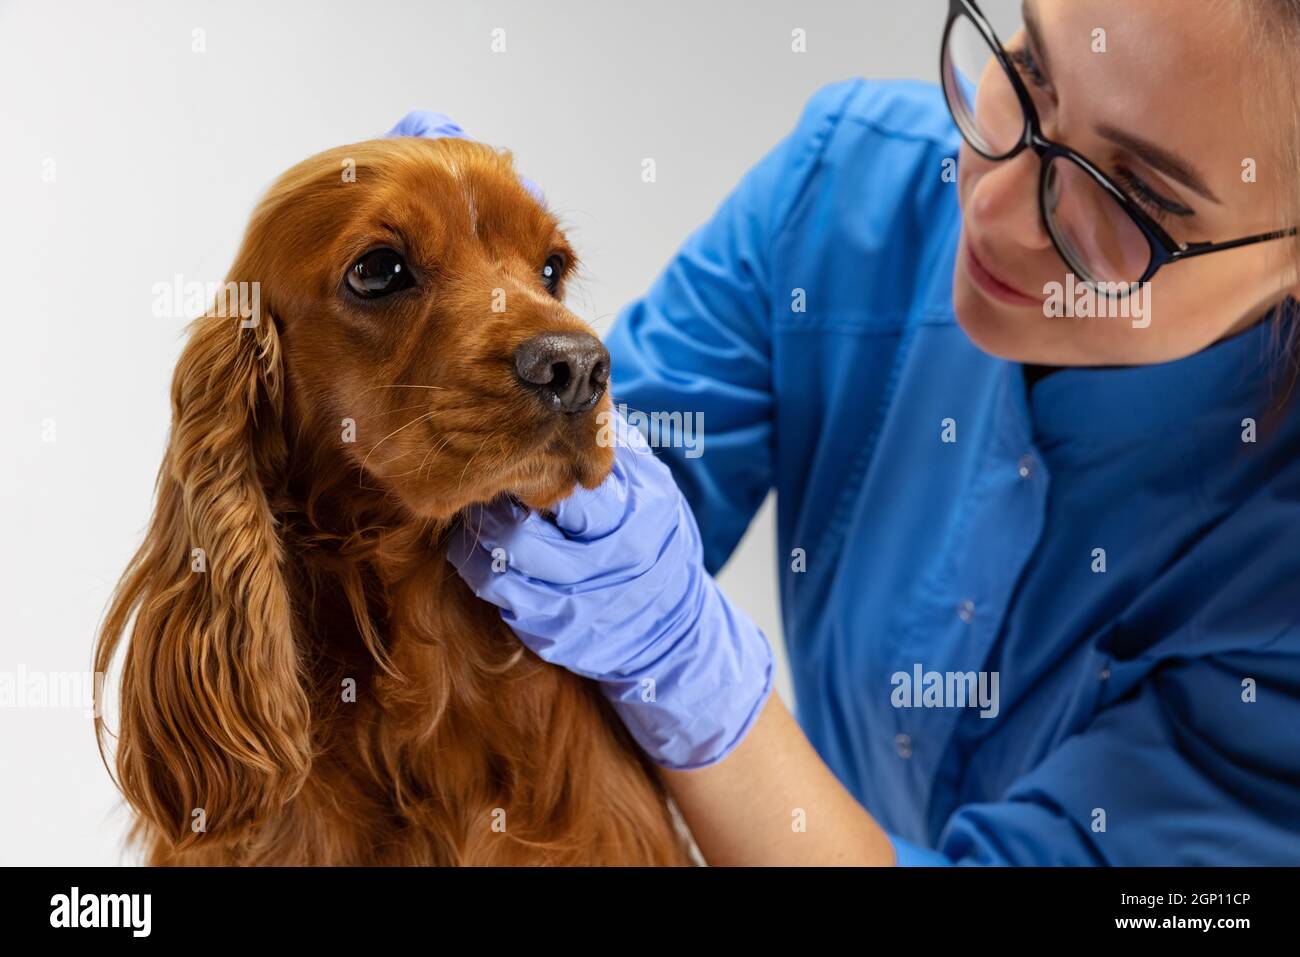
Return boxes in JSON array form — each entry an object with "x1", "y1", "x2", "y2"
[
  {"x1": 446, "y1": 413, "x2": 774, "y2": 770},
  {"x1": 385, "y1": 110, "x2": 544, "y2": 203},
  {"x1": 386, "y1": 110, "x2": 470, "y2": 141}
]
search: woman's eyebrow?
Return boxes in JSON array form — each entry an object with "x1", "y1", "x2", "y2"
[
  {"x1": 1022, "y1": 2, "x2": 1055, "y2": 83},
  {"x1": 1022, "y1": 0, "x2": 1221, "y2": 207}
]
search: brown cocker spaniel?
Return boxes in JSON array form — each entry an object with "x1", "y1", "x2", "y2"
[{"x1": 94, "y1": 135, "x2": 695, "y2": 865}]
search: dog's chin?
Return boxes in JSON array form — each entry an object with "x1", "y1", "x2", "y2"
[
  {"x1": 504, "y1": 442, "x2": 615, "y2": 512},
  {"x1": 388, "y1": 439, "x2": 614, "y2": 522},
  {"x1": 381, "y1": 396, "x2": 617, "y2": 521},
  {"x1": 501, "y1": 400, "x2": 617, "y2": 510}
]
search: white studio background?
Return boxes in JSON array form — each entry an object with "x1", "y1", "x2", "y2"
[{"x1": 0, "y1": 0, "x2": 1019, "y2": 865}]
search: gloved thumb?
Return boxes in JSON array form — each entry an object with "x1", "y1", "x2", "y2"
[{"x1": 550, "y1": 410, "x2": 660, "y2": 538}]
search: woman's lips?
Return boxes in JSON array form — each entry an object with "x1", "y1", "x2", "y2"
[{"x1": 964, "y1": 240, "x2": 1041, "y2": 307}]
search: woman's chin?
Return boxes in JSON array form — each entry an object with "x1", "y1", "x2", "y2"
[{"x1": 953, "y1": 280, "x2": 1060, "y2": 364}]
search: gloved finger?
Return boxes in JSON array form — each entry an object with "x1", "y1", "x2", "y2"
[
  {"x1": 446, "y1": 511, "x2": 611, "y2": 643},
  {"x1": 445, "y1": 501, "x2": 600, "y2": 604},
  {"x1": 451, "y1": 497, "x2": 579, "y2": 578},
  {"x1": 385, "y1": 111, "x2": 545, "y2": 206},
  {"x1": 518, "y1": 175, "x2": 546, "y2": 205},
  {"x1": 454, "y1": 496, "x2": 538, "y2": 555},
  {"x1": 549, "y1": 454, "x2": 631, "y2": 540},
  {"x1": 472, "y1": 502, "x2": 646, "y2": 585},
  {"x1": 385, "y1": 111, "x2": 470, "y2": 140},
  {"x1": 444, "y1": 509, "x2": 509, "y2": 598},
  {"x1": 551, "y1": 411, "x2": 655, "y2": 537}
]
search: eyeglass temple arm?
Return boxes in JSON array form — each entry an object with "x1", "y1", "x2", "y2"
[{"x1": 1169, "y1": 227, "x2": 1299, "y2": 263}]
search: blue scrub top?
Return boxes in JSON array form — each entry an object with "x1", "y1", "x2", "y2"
[{"x1": 604, "y1": 78, "x2": 1300, "y2": 865}]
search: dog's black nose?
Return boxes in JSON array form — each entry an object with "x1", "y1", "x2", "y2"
[{"x1": 514, "y1": 332, "x2": 609, "y2": 413}]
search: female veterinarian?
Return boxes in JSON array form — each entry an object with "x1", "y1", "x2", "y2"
[{"x1": 437, "y1": 0, "x2": 1300, "y2": 865}]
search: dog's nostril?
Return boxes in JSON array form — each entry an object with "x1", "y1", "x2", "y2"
[
  {"x1": 514, "y1": 332, "x2": 610, "y2": 414},
  {"x1": 549, "y1": 361, "x2": 573, "y2": 392}
]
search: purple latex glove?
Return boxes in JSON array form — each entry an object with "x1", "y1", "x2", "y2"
[
  {"x1": 446, "y1": 413, "x2": 774, "y2": 770},
  {"x1": 385, "y1": 110, "x2": 545, "y2": 204}
]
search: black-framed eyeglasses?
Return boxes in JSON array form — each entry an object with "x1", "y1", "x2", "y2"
[{"x1": 940, "y1": 0, "x2": 1296, "y2": 289}]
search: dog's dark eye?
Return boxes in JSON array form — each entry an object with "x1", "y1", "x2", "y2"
[
  {"x1": 541, "y1": 254, "x2": 566, "y2": 296},
  {"x1": 346, "y1": 248, "x2": 412, "y2": 299}
]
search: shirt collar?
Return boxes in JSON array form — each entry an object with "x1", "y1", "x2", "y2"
[{"x1": 1022, "y1": 304, "x2": 1292, "y2": 446}]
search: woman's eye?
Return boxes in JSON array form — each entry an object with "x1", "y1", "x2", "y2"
[
  {"x1": 1114, "y1": 167, "x2": 1195, "y2": 224},
  {"x1": 346, "y1": 248, "x2": 412, "y2": 299},
  {"x1": 541, "y1": 253, "x2": 566, "y2": 296}
]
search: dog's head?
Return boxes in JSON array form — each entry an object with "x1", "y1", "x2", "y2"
[
  {"x1": 95, "y1": 135, "x2": 617, "y2": 852},
  {"x1": 246, "y1": 135, "x2": 614, "y2": 517}
]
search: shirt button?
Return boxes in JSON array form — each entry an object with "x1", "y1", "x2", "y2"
[
  {"x1": 894, "y1": 733, "x2": 913, "y2": 759},
  {"x1": 1018, "y1": 453, "x2": 1036, "y2": 479},
  {"x1": 957, "y1": 599, "x2": 976, "y2": 623},
  {"x1": 1099, "y1": 667, "x2": 1111, "y2": 681}
]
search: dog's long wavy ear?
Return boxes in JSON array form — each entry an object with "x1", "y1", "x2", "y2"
[{"x1": 94, "y1": 273, "x2": 312, "y2": 854}]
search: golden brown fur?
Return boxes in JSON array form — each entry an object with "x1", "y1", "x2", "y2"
[{"x1": 94, "y1": 136, "x2": 694, "y2": 865}]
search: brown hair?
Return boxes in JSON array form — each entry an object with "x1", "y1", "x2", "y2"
[{"x1": 1241, "y1": 0, "x2": 1300, "y2": 389}]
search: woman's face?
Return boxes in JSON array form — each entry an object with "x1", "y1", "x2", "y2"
[{"x1": 954, "y1": 0, "x2": 1298, "y2": 366}]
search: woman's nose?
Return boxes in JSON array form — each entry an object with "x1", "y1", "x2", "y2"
[
  {"x1": 514, "y1": 331, "x2": 610, "y2": 413},
  {"x1": 968, "y1": 150, "x2": 1054, "y2": 252}
]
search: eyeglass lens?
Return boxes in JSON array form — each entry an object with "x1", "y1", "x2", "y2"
[{"x1": 942, "y1": 11, "x2": 1153, "y2": 284}]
